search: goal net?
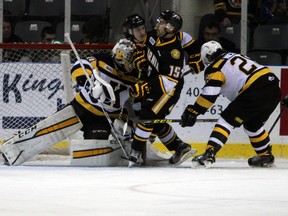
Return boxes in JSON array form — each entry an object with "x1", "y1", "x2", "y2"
[{"x1": 0, "y1": 43, "x2": 113, "y2": 154}]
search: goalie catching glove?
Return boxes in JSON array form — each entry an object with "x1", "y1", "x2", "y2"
[{"x1": 180, "y1": 105, "x2": 199, "y2": 127}]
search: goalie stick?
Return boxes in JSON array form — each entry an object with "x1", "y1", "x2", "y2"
[
  {"x1": 100, "y1": 104, "x2": 129, "y2": 159},
  {"x1": 64, "y1": 33, "x2": 116, "y2": 104},
  {"x1": 65, "y1": 32, "x2": 129, "y2": 159},
  {"x1": 64, "y1": 33, "x2": 94, "y2": 87}
]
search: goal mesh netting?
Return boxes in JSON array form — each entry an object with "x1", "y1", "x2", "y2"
[{"x1": 0, "y1": 43, "x2": 113, "y2": 154}]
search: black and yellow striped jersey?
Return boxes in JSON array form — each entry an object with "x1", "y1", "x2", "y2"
[
  {"x1": 177, "y1": 31, "x2": 204, "y2": 74},
  {"x1": 71, "y1": 53, "x2": 139, "y2": 116},
  {"x1": 145, "y1": 30, "x2": 185, "y2": 82}
]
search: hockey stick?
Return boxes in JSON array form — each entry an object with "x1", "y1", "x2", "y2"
[
  {"x1": 65, "y1": 32, "x2": 128, "y2": 159},
  {"x1": 64, "y1": 33, "x2": 94, "y2": 87},
  {"x1": 268, "y1": 95, "x2": 288, "y2": 134},
  {"x1": 137, "y1": 118, "x2": 217, "y2": 124},
  {"x1": 64, "y1": 33, "x2": 116, "y2": 104},
  {"x1": 100, "y1": 103, "x2": 129, "y2": 159}
]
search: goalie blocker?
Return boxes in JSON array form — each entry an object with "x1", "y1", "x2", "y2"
[{"x1": 1, "y1": 105, "x2": 83, "y2": 166}]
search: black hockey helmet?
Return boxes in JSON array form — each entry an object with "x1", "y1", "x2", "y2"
[
  {"x1": 123, "y1": 14, "x2": 145, "y2": 38},
  {"x1": 124, "y1": 14, "x2": 145, "y2": 29},
  {"x1": 158, "y1": 10, "x2": 183, "y2": 33}
]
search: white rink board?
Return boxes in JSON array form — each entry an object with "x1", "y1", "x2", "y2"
[
  {"x1": 167, "y1": 66, "x2": 288, "y2": 145},
  {"x1": 0, "y1": 63, "x2": 287, "y2": 145}
]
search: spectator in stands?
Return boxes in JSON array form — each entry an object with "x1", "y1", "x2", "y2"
[
  {"x1": 214, "y1": 0, "x2": 259, "y2": 26},
  {"x1": 214, "y1": 1, "x2": 260, "y2": 50},
  {"x1": 79, "y1": 17, "x2": 106, "y2": 44},
  {"x1": 2, "y1": 17, "x2": 29, "y2": 62},
  {"x1": 197, "y1": 14, "x2": 236, "y2": 52},
  {"x1": 259, "y1": 0, "x2": 288, "y2": 24},
  {"x1": 31, "y1": 26, "x2": 60, "y2": 63},
  {"x1": 3, "y1": 17, "x2": 23, "y2": 43},
  {"x1": 41, "y1": 26, "x2": 57, "y2": 43}
]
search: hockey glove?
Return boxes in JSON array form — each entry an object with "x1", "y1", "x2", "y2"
[
  {"x1": 133, "y1": 50, "x2": 147, "y2": 76},
  {"x1": 129, "y1": 82, "x2": 151, "y2": 99},
  {"x1": 188, "y1": 54, "x2": 205, "y2": 74},
  {"x1": 180, "y1": 105, "x2": 199, "y2": 127}
]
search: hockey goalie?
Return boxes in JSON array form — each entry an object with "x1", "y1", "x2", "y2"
[{"x1": 1, "y1": 39, "x2": 171, "y2": 166}]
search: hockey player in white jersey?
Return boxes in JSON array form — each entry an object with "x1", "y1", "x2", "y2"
[
  {"x1": 1, "y1": 39, "x2": 140, "y2": 166},
  {"x1": 180, "y1": 40, "x2": 281, "y2": 167}
]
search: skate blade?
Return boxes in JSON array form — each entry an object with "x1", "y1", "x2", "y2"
[
  {"x1": 249, "y1": 163, "x2": 275, "y2": 168},
  {"x1": 128, "y1": 160, "x2": 142, "y2": 168},
  {"x1": 173, "y1": 148, "x2": 197, "y2": 166},
  {"x1": 191, "y1": 160, "x2": 212, "y2": 168},
  {"x1": 128, "y1": 161, "x2": 136, "y2": 168}
]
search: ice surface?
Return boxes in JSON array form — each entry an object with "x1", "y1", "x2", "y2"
[{"x1": 1, "y1": 155, "x2": 288, "y2": 216}]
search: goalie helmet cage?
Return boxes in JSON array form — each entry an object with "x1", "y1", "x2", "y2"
[{"x1": 0, "y1": 43, "x2": 113, "y2": 154}]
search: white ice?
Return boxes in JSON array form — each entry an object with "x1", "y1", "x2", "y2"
[{"x1": 1, "y1": 155, "x2": 288, "y2": 216}]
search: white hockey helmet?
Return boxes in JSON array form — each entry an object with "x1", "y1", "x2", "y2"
[
  {"x1": 112, "y1": 38, "x2": 136, "y2": 73},
  {"x1": 200, "y1": 40, "x2": 223, "y2": 67}
]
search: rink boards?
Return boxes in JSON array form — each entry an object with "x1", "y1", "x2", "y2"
[{"x1": 0, "y1": 64, "x2": 288, "y2": 158}]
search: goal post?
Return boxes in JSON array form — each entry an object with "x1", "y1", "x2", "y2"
[{"x1": 0, "y1": 43, "x2": 113, "y2": 154}]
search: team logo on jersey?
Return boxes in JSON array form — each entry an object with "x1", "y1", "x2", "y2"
[{"x1": 171, "y1": 49, "x2": 180, "y2": 59}]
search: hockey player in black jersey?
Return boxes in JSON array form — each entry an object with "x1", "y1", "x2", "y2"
[
  {"x1": 180, "y1": 40, "x2": 281, "y2": 168},
  {"x1": 122, "y1": 13, "x2": 205, "y2": 147},
  {"x1": 127, "y1": 10, "x2": 197, "y2": 167},
  {"x1": 123, "y1": 13, "x2": 204, "y2": 74}
]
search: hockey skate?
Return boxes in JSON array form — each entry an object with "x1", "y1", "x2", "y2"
[
  {"x1": 192, "y1": 148, "x2": 216, "y2": 168},
  {"x1": 169, "y1": 142, "x2": 197, "y2": 166},
  {"x1": 128, "y1": 149, "x2": 142, "y2": 168},
  {"x1": 248, "y1": 146, "x2": 274, "y2": 167}
]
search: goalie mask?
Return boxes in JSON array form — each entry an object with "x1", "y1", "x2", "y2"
[
  {"x1": 157, "y1": 10, "x2": 183, "y2": 34},
  {"x1": 112, "y1": 39, "x2": 136, "y2": 73},
  {"x1": 200, "y1": 40, "x2": 224, "y2": 67}
]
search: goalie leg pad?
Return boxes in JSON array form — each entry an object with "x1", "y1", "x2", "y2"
[
  {"x1": 70, "y1": 138, "x2": 131, "y2": 167},
  {"x1": 1, "y1": 105, "x2": 83, "y2": 166}
]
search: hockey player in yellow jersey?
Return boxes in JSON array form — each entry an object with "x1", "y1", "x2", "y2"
[
  {"x1": 180, "y1": 40, "x2": 281, "y2": 167},
  {"x1": 1, "y1": 39, "x2": 139, "y2": 165},
  {"x1": 70, "y1": 39, "x2": 138, "y2": 140}
]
